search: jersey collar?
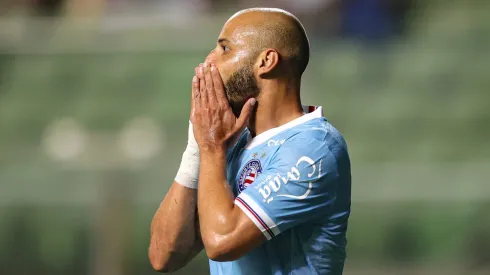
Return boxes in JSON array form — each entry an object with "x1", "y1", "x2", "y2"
[{"x1": 245, "y1": 106, "x2": 323, "y2": 150}]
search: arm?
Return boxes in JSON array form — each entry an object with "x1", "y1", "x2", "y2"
[
  {"x1": 197, "y1": 140, "x2": 339, "y2": 262},
  {"x1": 149, "y1": 117, "x2": 203, "y2": 271},
  {"x1": 197, "y1": 148, "x2": 265, "y2": 261},
  {"x1": 191, "y1": 63, "x2": 265, "y2": 261},
  {"x1": 149, "y1": 182, "x2": 203, "y2": 272},
  {"x1": 149, "y1": 72, "x2": 206, "y2": 271}
]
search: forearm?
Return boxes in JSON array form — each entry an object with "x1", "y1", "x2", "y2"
[
  {"x1": 190, "y1": 62, "x2": 265, "y2": 261},
  {"x1": 149, "y1": 182, "x2": 203, "y2": 272},
  {"x1": 197, "y1": 148, "x2": 239, "y2": 244}
]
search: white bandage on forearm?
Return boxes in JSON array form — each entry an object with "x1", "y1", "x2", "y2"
[{"x1": 175, "y1": 122, "x2": 200, "y2": 189}]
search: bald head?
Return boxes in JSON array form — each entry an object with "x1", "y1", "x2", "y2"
[
  {"x1": 204, "y1": 8, "x2": 310, "y2": 117},
  {"x1": 226, "y1": 8, "x2": 310, "y2": 76}
]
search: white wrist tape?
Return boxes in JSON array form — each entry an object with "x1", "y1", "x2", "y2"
[{"x1": 175, "y1": 122, "x2": 200, "y2": 189}]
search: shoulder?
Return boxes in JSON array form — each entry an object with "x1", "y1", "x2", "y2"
[
  {"x1": 267, "y1": 119, "x2": 349, "y2": 179},
  {"x1": 279, "y1": 118, "x2": 348, "y2": 157}
]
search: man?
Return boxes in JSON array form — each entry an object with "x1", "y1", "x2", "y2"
[{"x1": 149, "y1": 8, "x2": 351, "y2": 275}]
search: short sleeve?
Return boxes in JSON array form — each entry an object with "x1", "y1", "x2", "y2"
[{"x1": 234, "y1": 132, "x2": 341, "y2": 240}]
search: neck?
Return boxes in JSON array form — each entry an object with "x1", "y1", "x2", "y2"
[{"x1": 248, "y1": 80, "x2": 304, "y2": 137}]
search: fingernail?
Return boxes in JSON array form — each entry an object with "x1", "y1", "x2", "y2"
[
  {"x1": 203, "y1": 62, "x2": 209, "y2": 68},
  {"x1": 193, "y1": 76, "x2": 198, "y2": 82},
  {"x1": 250, "y1": 98, "x2": 257, "y2": 106},
  {"x1": 199, "y1": 66, "x2": 204, "y2": 74},
  {"x1": 211, "y1": 65, "x2": 215, "y2": 72}
]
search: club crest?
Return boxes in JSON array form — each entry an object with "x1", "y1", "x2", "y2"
[{"x1": 238, "y1": 159, "x2": 262, "y2": 193}]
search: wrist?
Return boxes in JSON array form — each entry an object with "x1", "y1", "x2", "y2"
[
  {"x1": 188, "y1": 121, "x2": 199, "y2": 149},
  {"x1": 175, "y1": 122, "x2": 201, "y2": 189},
  {"x1": 200, "y1": 144, "x2": 227, "y2": 162}
]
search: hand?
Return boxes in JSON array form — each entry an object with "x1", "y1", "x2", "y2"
[{"x1": 190, "y1": 63, "x2": 256, "y2": 153}]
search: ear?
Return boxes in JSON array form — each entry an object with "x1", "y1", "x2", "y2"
[{"x1": 257, "y1": 49, "x2": 280, "y2": 77}]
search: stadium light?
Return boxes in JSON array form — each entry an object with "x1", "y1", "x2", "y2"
[
  {"x1": 42, "y1": 117, "x2": 87, "y2": 161},
  {"x1": 118, "y1": 116, "x2": 163, "y2": 162}
]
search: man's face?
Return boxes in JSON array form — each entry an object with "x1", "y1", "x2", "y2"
[{"x1": 204, "y1": 19, "x2": 260, "y2": 117}]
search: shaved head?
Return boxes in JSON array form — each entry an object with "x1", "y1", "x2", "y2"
[
  {"x1": 227, "y1": 8, "x2": 310, "y2": 76},
  {"x1": 204, "y1": 8, "x2": 310, "y2": 116}
]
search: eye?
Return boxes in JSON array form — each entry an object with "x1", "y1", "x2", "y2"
[{"x1": 222, "y1": 45, "x2": 230, "y2": 52}]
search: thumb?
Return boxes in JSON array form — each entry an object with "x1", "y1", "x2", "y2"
[{"x1": 235, "y1": 98, "x2": 256, "y2": 132}]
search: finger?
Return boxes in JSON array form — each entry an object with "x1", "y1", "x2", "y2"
[
  {"x1": 204, "y1": 63, "x2": 217, "y2": 104},
  {"x1": 191, "y1": 75, "x2": 200, "y2": 111},
  {"x1": 193, "y1": 66, "x2": 200, "y2": 91},
  {"x1": 199, "y1": 65, "x2": 208, "y2": 105},
  {"x1": 197, "y1": 63, "x2": 204, "y2": 79},
  {"x1": 235, "y1": 98, "x2": 257, "y2": 132},
  {"x1": 211, "y1": 64, "x2": 227, "y2": 105}
]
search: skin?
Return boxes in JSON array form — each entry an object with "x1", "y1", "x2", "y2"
[
  {"x1": 148, "y1": 80, "x2": 204, "y2": 272},
  {"x1": 148, "y1": 182, "x2": 203, "y2": 272},
  {"x1": 192, "y1": 62, "x2": 263, "y2": 262},
  {"x1": 205, "y1": 10, "x2": 308, "y2": 136},
  {"x1": 149, "y1": 8, "x2": 310, "y2": 270}
]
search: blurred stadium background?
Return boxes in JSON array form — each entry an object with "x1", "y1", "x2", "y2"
[{"x1": 0, "y1": 0, "x2": 489, "y2": 274}]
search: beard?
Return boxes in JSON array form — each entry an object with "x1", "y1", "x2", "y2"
[{"x1": 224, "y1": 64, "x2": 259, "y2": 117}]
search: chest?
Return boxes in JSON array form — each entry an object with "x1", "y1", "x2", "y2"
[{"x1": 227, "y1": 146, "x2": 275, "y2": 197}]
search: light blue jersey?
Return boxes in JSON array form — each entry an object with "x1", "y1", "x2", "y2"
[{"x1": 209, "y1": 106, "x2": 351, "y2": 275}]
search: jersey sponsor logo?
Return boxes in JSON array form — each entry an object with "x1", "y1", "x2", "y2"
[
  {"x1": 237, "y1": 159, "x2": 262, "y2": 193},
  {"x1": 256, "y1": 156, "x2": 322, "y2": 204}
]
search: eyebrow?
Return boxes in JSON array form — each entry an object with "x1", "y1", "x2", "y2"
[{"x1": 218, "y1": 38, "x2": 232, "y2": 44}]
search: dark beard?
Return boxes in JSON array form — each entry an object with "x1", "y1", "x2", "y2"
[{"x1": 224, "y1": 65, "x2": 259, "y2": 117}]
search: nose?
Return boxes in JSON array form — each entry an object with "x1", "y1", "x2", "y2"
[{"x1": 205, "y1": 49, "x2": 216, "y2": 64}]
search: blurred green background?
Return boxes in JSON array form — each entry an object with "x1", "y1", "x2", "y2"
[{"x1": 0, "y1": 0, "x2": 489, "y2": 274}]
